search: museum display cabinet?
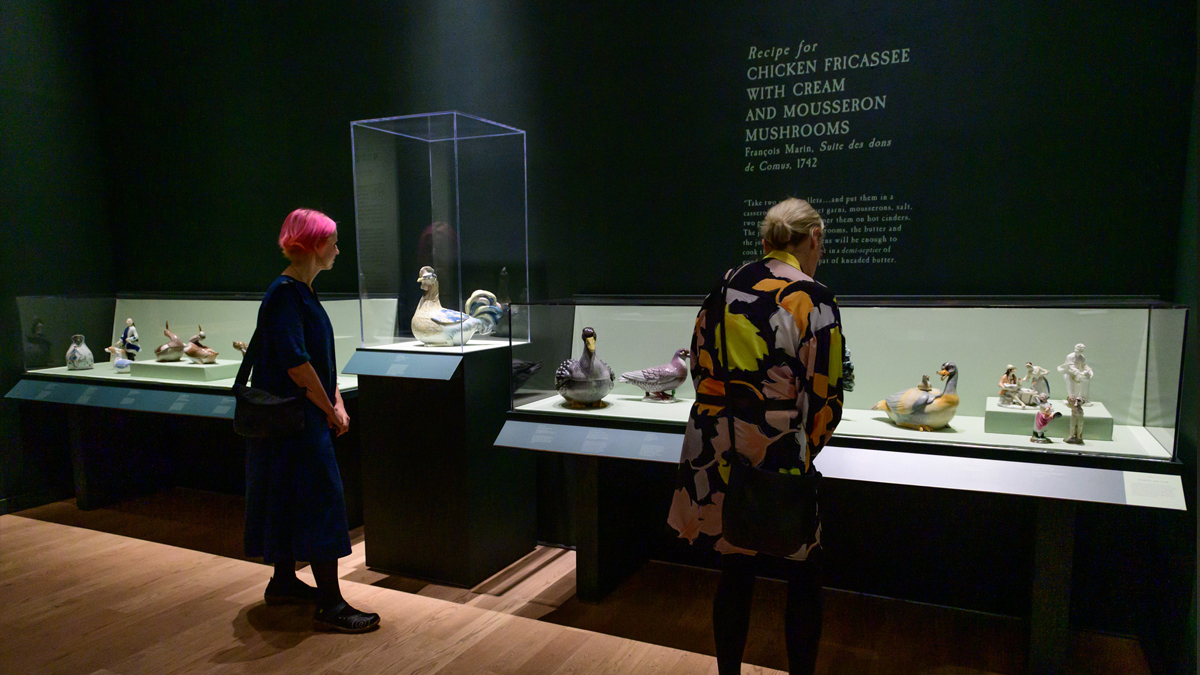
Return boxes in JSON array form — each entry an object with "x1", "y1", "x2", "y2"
[
  {"x1": 346, "y1": 112, "x2": 535, "y2": 587},
  {"x1": 503, "y1": 297, "x2": 1189, "y2": 467},
  {"x1": 495, "y1": 295, "x2": 1188, "y2": 672},
  {"x1": 5, "y1": 293, "x2": 365, "y2": 514}
]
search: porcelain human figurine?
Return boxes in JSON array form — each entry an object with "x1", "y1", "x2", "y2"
[
  {"x1": 184, "y1": 326, "x2": 219, "y2": 364},
  {"x1": 155, "y1": 321, "x2": 186, "y2": 362},
  {"x1": 872, "y1": 362, "x2": 960, "y2": 431},
  {"x1": 1030, "y1": 395, "x2": 1061, "y2": 444},
  {"x1": 410, "y1": 266, "x2": 503, "y2": 346},
  {"x1": 1057, "y1": 343, "x2": 1093, "y2": 405},
  {"x1": 1064, "y1": 396, "x2": 1085, "y2": 444},
  {"x1": 119, "y1": 318, "x2": 140, "y2": 360},
  {"x1": 1019, "y1": 362, "x2": 1050, "y2": 406},
  {"x1": 555, "y1": 327, "x2": 615, "y2": 408},
  {"x1": 66, "y1": 334, "x2": 94, "y2": 370},
  {"x1": 997, "y1": 365, "x2": 1021, "y2": 406},
  {"x1": 619, "y1": 349, "x2": 691, "y2": 402}
]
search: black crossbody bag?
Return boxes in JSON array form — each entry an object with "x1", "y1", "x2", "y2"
[
  {"x1": 717, "y1": 266, "x2": 821, "y2": 558},
  {"x1": 232, "y1": 327, "x2": 305, "y2": 438}
]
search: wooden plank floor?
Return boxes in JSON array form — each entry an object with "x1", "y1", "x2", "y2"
[{"x1": 3, "y1": 489, "x2": 1152, "y2": 675}]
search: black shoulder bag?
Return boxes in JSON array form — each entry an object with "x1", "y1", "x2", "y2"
[
  {"x1": 232, "y1": 327, "x2": 305, "y2": 438},
  {"x1": 718, "y1": 267, "x2": 821, "y2": 558}
]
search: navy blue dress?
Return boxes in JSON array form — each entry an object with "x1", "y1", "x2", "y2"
[{"x1": 244, "y1": 275, "x2": 352, "y2": 564}]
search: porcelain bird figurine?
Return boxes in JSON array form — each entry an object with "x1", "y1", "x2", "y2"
[
  {"x1": 555, "y1": 327, "x2": 614, "y2": 408},
  {"x1": 155, "y1": 322, "x2": 186, "y2": 362},
  {"x1": 411, "y1": 266, "x2": 503, "y2": 346},
  {"x1": 184, "y1": 326, "x2": 219, "y2": 364},
  {"x1": 619, "y1": 349, "x2": 690, "y2": 402},
  {"x1": 872, "y1": 362, "x2": 960, "y2": 431}
]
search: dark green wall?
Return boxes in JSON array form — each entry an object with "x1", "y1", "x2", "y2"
[
  {"x1": 1, "y1": 1, "x2": 114, "y2": 512},
  {"x1": 3, "y1": 1, "x2": 1198, "y2": 667}
]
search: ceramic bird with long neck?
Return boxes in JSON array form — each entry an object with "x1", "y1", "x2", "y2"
[
  {"x1": 556, "y1": 327, "x2": 615, "y2": 408},
  {"x1": 154, "y1": 322, "x2": 186, "y2": 362},
  {"x1": 411, "y1": 266, "x2": 504, "y2": 346},
  {"x1": 872, "y1": 362, "x2": 960, "y2": 431},
  {"x1": 184, "y1": 326, "x2": 219, "y2": 364},
  {"x1": 619, "y1": 349, "x2": 690, "y2": 402}
]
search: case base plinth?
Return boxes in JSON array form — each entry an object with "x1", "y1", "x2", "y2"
[
  {"x1": 129, "y1": 359, "x2": 241, "y2": 382},
  {"x1": 357, "y1": 347, "x2": 535, "y2": 587},
  {"x1": 983, "y1": 397, "x2": 1114, "y2": 442}
]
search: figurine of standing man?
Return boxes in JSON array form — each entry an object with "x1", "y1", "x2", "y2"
[
  {"x1": 1057, "y1": 343, "x2": 1093, "y2": 405},
  {"x1": 119, "y1": 318, "x2": 140, "y2": 360},
  {"x1": 1064, "y1": 396, "x2": 1085, "y2": 445}
]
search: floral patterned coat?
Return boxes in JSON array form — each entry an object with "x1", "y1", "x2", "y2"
[{"x1": 667, "y1": 251, "x2": 845, "y2": 560}]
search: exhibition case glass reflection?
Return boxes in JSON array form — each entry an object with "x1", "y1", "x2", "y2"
[
  {"x1": 14, "y1": 294, "x2": 363, "y2": 390},
  {"x1": 508, "y1": 298, "x2": 1188, "y2": 464},
  {"x1": 351, "y1": 112, "x2": 529, "y2": 356}
]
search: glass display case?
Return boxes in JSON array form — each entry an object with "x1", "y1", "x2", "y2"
[
  {"x1": 351, "y1": 112, "x2": 529, "y2": 356},
  {"x1": 508, "y1": 298, "x2": 1188, "y2": 464},
  {"x1": 14, "y1": 294, "x2": 363, "y2": 391}
]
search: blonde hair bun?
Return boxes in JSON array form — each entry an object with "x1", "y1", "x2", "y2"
[{"x1": 760, "y1": 198, "x2": 823, "y2": 250}]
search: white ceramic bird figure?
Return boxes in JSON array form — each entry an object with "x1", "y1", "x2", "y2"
[
  {"x1": 556, "y1": 327, "x2": 615, "y2": 408},
  {"x1": 619, "y1": 349, "x2": 691, "y2": 403},
  {"x1": 872, "y1": 362, "x2": 960, "y2": 431},
  {"x1": 411, "y1": 266, "x2": 503, "y2": 346}
]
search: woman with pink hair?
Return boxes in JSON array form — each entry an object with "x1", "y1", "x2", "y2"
[{"x1": 243, "y1": 208, "x2": 380, "y2": 633}]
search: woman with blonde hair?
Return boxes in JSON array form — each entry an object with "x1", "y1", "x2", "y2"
[{"x1": 668, "y1": 198, "x2": 845, "y2": 674}]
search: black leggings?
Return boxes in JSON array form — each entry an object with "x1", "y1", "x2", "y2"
[{"x1": 713, "y1": 551, "x2": 823, "y2": 675}]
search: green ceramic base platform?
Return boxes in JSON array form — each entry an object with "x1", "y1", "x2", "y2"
[
  {"x1": 983, "y1": 396, "x2": 1114, "y2": 441},
  {"x1": 129, "y1": 359, "x2": 241, "y2": 382}
]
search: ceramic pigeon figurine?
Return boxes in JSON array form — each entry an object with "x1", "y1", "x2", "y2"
[
  {"x1": 872, "y1": 362, "x2": 960, "y2": 431},
  {"x1": 619, "y1": 349, "x2": 690, "y2": 402},
  {"x1": 184, "y1": 326, "x2": 219, "y2": 364},
  {"x1": 155, "y1": 322, "x2": 186, "y2": 362},
  {"x1": 410, "y1": 266, "x2": 504, "y2": 346},
  {"x1": 555, "y1": 327, "x2": 615, "y2": 408}
]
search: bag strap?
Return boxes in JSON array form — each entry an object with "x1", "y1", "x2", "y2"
[
  {"x1": 718, "y1": 263, "x2": 751, "y2": 461},
  {"x1": 236, "y1": 276, "x2": 296, "y2": 389}
]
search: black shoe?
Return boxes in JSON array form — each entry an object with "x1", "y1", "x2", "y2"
[
  {"x1": 313, "y1": 601, "x2": 381, "y2": 633},
  {"x1": 264, "y1": 577, "x2": 320, "y2": 605}
]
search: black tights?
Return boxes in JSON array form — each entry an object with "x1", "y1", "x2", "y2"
[
  {"x1": 273, "y1": 559, "x2": 344, "y2": 609},
  {"x1": 713, "y1": 552, "x2": 823, "y2": 675}
]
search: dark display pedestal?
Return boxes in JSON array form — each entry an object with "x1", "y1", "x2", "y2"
[{"x1": 354, "y1": 347, "x2": 535, "y2": 587}]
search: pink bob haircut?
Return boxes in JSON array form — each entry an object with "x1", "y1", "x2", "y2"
[{"x1": 278, "y1": 208, "x2": 337, "y2": 259}]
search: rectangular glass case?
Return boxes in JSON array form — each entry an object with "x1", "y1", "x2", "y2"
[
  {"x1": 352, "y1": 112, "x2": 529, "y2": 355},
  {"x1": 509, "y1": 298, "x2": 1188, "y2": 464},
  {"x1": 15, "y1": 294, "x2": 363, "y2": 391}
]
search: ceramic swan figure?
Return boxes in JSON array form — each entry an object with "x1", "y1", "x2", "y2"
[
  {"x1": 872, "y1": 362, "x2": 960, "y2": 431},
  {"x1": 410, "y1": 266, "x2": 503, "y2": 346},
  {"x1": 555, "y1": 327, "x2": 615, "y2": 408}
]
